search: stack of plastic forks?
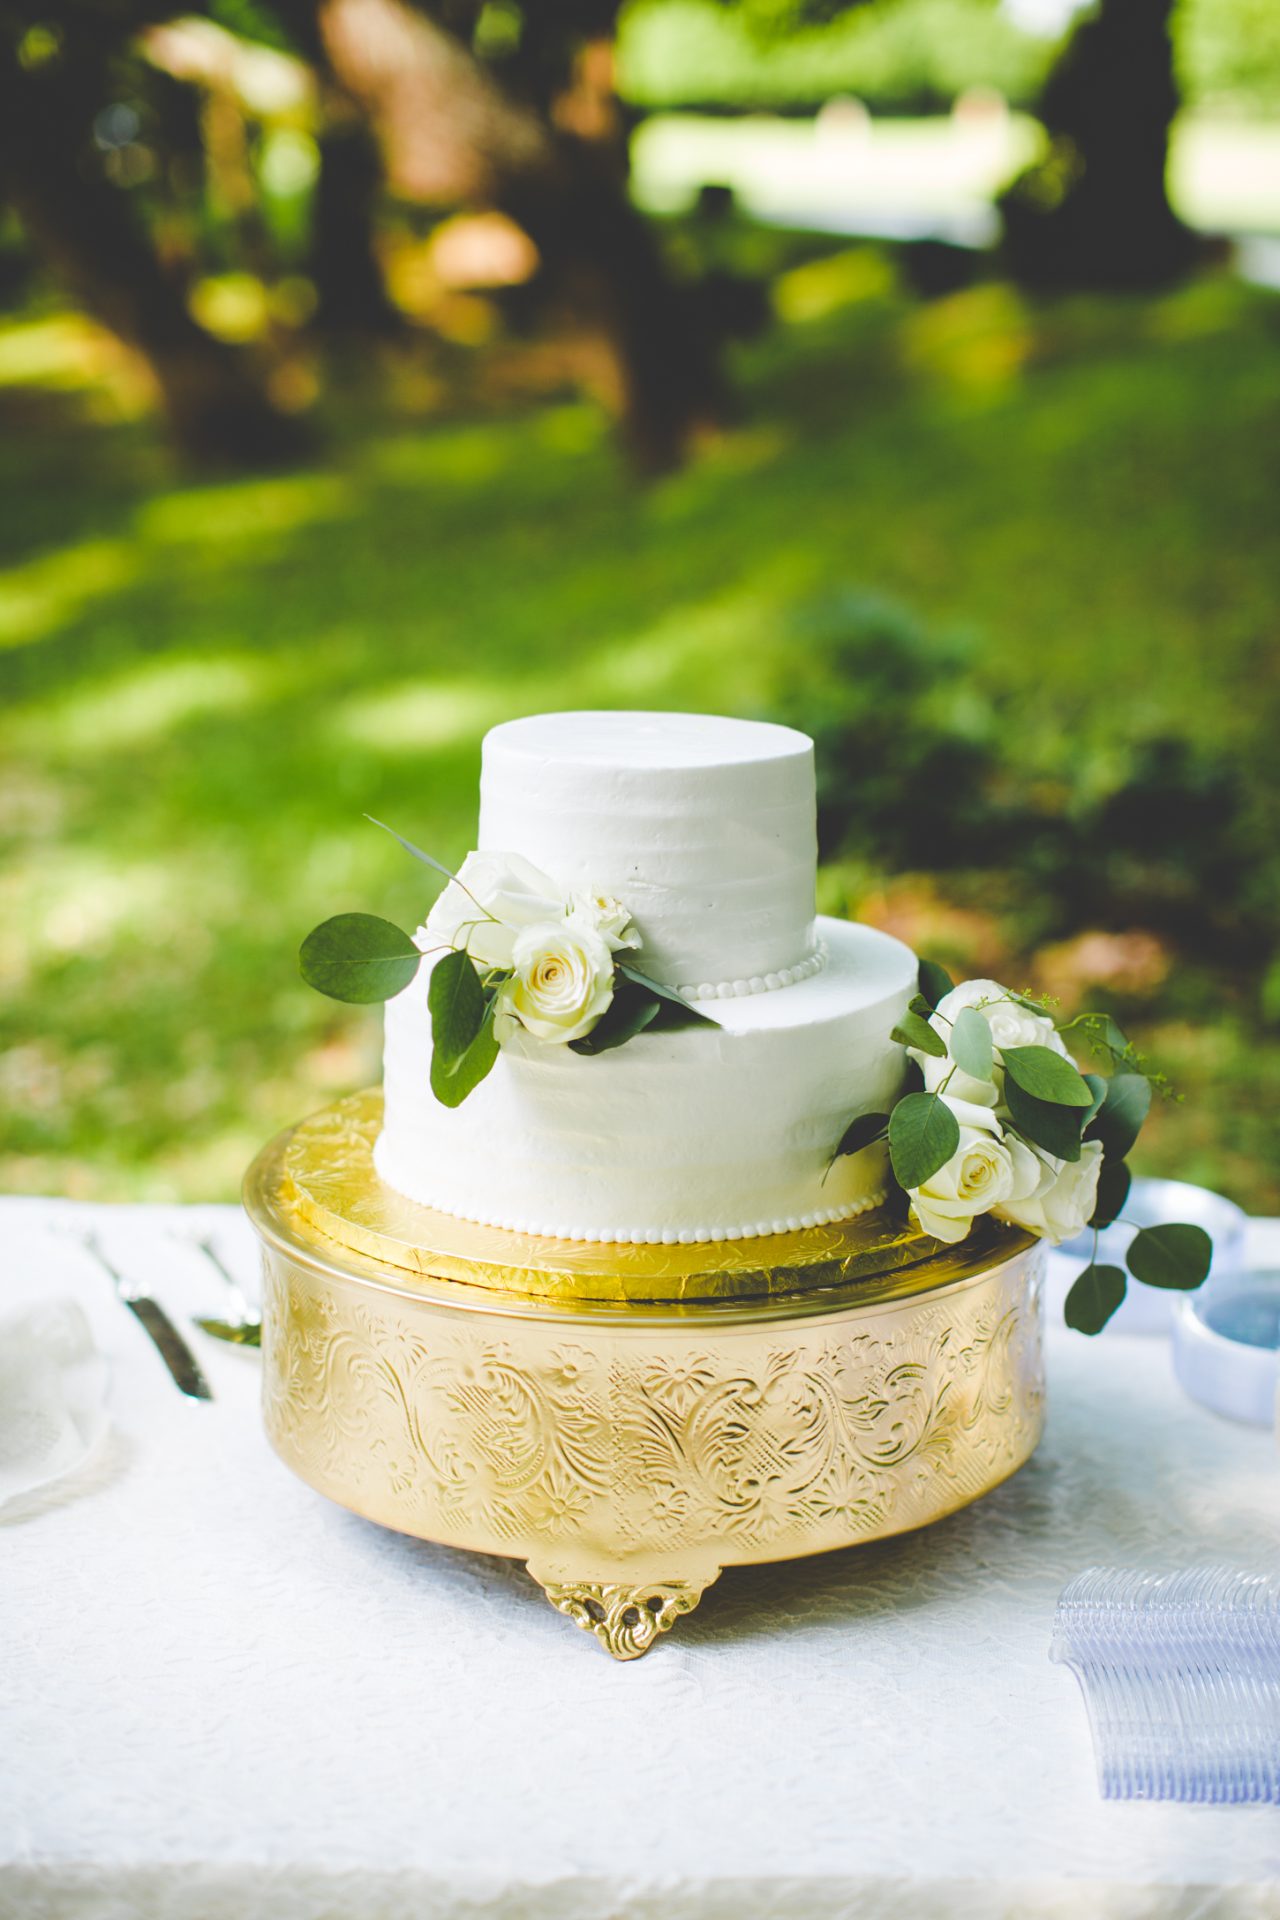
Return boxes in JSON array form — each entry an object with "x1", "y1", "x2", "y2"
[{"x1": 1051, "y1": 1568, "x2": 1280, "y2": 1802}]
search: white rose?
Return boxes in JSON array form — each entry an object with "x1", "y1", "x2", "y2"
[
  {"x1": 420, "y1": 851, "x2": 563, "y2": 971},
  {"x1": 997, "y1": 1139, "x2": 1103, "y2": 1244},
  {"x1": 567, "y1": 891, "x2": 640, "y2": 954},
  {"x1": 909, "y1": 1125, "x2": 1017, "y2": 1245},
  {"x1": 936, "y1": 978, "x2": 1067, "y2": 1055},
  {"x1": 495, "y1": 920, "x2": 615, "y2": 1045},
  {"x1": 939, "y1": 1093, "x2": 1005, "y2": 1136},
  {"x1": 913, "y1": 978, "x2": 1070, "y2": 1108}
]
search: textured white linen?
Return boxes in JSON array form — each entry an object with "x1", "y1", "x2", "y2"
[{"x1": 2, "y1": 1197, "x2": 1278, "y2": 1920}]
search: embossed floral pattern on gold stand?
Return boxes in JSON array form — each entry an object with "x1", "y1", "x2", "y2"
[{"x1": 247, "y1": 1094, "x2": 1046, "y2": 1659}]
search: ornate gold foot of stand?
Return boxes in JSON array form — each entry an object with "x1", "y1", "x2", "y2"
[
  {"x1": 529, "y1": 1566, "x2": 721, "y2": 1661},
  {"x1": 245, "y1": 1094, "x2": 1046, "y2": 1660}
]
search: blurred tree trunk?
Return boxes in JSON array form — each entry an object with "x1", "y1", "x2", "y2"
[
  {"x1": 1000, "y1": 0, "x2": 1197, "y2": 292},
  {"x1": 0, "y1": 36, "x2": 299, "y2": 463},
  {"x1": 308, "y1": 116, "x2": 403, "y2": 336},
  {"x1": 268, "y1": 0, "x2": 402, "y2": 338},
  {"x1": 316, "y1": 0, "x2": 725, "y2": 470}
]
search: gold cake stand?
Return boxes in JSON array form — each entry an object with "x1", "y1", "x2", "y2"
[{"x1": 244, "y1": 1091, "x2": 1046, "y2": 1659}]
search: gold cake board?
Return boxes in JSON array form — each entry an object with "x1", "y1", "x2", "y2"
[{"x1": 245, "y1": 1093, "x2": 1047, "y2": 1658}]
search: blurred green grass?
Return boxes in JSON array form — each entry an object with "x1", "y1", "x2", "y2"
[{"x1": 2, "y1": 256, "x2": 1278, "y2": 1206}]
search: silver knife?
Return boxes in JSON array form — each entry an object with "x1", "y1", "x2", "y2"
[{"x1": 82, "y1": 1233, "x2": 214, "y2": 1401}]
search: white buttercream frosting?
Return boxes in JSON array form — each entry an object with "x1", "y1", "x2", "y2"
[
  {"x1": 477, "y1": 711, "x2": 818, "y2": 991},
  {"x1": 376, "y1": 916, "x2": 916, "y2": 1243}
]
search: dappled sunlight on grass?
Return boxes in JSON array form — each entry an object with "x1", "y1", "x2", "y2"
[
  {"x1": 898, "y1": 283, "x2": 1034, "y2": 404},
  {"x1": 9, "y1": 655, "x2": 276, "y2": 757},
  {"x1": 773, "y1": 247, "x2": 896, "y2": 326},
  {"x1": 0, "y1": 312, "x2": 136, "y2": 393},
  {"x1": 2, "y1": 268, "x2": 1278, "y2": 1202},
  {"x1": 137, "y1": 473, "x2": 354, "y2": 546},
  {"x1": 332, "y1": 680, "x2": 523, "y2": 754},
  {"x1": 0, "y1": 538, "x2": 140, "y2": 651}
]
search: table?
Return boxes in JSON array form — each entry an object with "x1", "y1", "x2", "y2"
[{"x1": 3, "y1": 1197, "x2": 1278, "y2": 1920}]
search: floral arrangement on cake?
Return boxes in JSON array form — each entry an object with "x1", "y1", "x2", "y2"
[
  {"x1": 830, "y1": 961, "x2": 1212, "y2": 1335},
  {"x1": 299, "y1": 820, "x2": 714, "y2": 1107}
]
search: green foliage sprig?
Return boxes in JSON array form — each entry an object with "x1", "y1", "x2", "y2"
[
  {"x1": 299, "y1": 822, "x2": 715, "y2": 1107},
  {"x1": 833, "y1": 956, "x2": 1213, "y2": 1333}
]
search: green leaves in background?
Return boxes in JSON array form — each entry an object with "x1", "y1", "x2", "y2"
[
  {"x1": 1065, "y1": 1264, "x2": 1128, "y2": 1334},
  {"x1": 889, "y1": 1091, "x2": 960, "y2": 1191},
  {"x1": 950, "y1": 1005, "x2": 994, "y2": 1081},
  {"x1": 1086, "y1": 1072, "x2": 1153, "y2": 1161},
  {"x1": 1126, "y1": 1221, "x2": 1213, "y2": 1291},
  {"x1": 1001, "y1": 1045, "x2": 1093, "y2": 1107},
  {"x1": 428, "y1": 949, "x2": 500, "y2": 1107},
  {"x1": 891, "y1": 1009, "x2": 946, "y2": 1057},
  {"x1": 916, "y1": 959, "x2": 954, "y2": 1011},
  {"x1": 299, "y1": 913, "x2": 421, "y2": 1004}
]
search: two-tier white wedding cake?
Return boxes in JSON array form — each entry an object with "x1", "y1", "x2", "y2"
[{"x1": 373, "y1": 710, "x2": 916, "y2": 1243}]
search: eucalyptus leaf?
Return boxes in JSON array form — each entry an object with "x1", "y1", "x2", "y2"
[
  {"x1": 1090, "y1": 1158, "x2": 1131, "y2": 1231},
  {"x1": 652, "y1": 999, "x2": 717, "y2": 1032},
  {"x1": 569, "y1": 980, "x2": 663, "y2": 1055},
  {"x1": 365, "y1": 815, "x2": 457, "y2": 884},
  {"x1": 1086, "y1": 1072, "x2": 1152, "y2": 1161},
  {"x1": 617, "y1": 963, "x2": 717, "y2": 1028},
  {"x1": 889, "y1": 1092, "x2": 961, "y2": 1192},
  {"x1": 1126, "y1": 1222, "x2": 1212, "y2": 1291},
  {"x1": 891, "y1": 1010, "x2": 947, "y2": 1058},
  {"x1": 428, "y1": 948, "x2": 487, "y2": 1064},
  {"x1": 833, "y1": 1110, "x2": 891, "y2": 1159},
  {"x1": 1064, "y1": 1264, "x2": 1127, "y2": 1335},
  {"x1": 299, "y1": 913, "x2": 421, "y2": 1005},
  {"x1": 430, "y1": 997, "x2": 500, "y2": 1107},
  {"x1": 1082, "y1": 1072, "x2": 1108, "y2": 1129},
  {"x1": 1001, "y1": 1045, "x2": 1094, "y2": 1107},
  {"x1": 916, "y1": 959, "x2": 954, "y2": 1011},
  {"x1": 1004, "y1": 1076, "x2": 1085, "y2": 1162},
  {"x1": 1097, "y1": 1013, "x2": 1131, "y2": 1060},
  {"x1": 950, "y1": 1006, "x2": 994, "y2": 1081}
]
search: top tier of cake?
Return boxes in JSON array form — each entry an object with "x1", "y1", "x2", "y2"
[{"x1": 477, "y1": 711, "x2": 819, "y2": 995}]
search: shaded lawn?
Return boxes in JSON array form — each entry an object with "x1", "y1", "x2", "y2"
[{"x1": 2, "y1": 260, "x2": 1278, "y2": 1205}]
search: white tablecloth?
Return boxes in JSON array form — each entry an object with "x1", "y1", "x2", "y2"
[{"x1": 3, "y1": 1197, "x2": 1278, "y2": 1920}]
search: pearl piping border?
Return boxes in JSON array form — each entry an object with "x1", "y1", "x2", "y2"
[
  {"x1": 677, "y1": 941, "x2": 828, "y2": 1004},
  {"x1": 372, "y1": 1162, "x2": 886, "y2": 1245}
]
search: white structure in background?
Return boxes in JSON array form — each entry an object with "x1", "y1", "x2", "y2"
[{"x1": 1002, "y1": 0, "x2": 1090, "y2": 34}]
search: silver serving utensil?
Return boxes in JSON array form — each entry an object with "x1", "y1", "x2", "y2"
[
  {"x1": 80, "y1": 1232, "x2": 214, "y2": 1400},
  {"x1": 185, "y1": 1233, "x2": 261, "y2": 1348}
]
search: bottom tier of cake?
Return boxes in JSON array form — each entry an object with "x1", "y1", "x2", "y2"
[{"x1": 375, "y1": 917, "x2": 916, "y2": 1244}]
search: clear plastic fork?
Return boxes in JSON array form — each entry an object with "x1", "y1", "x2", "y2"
[{"x1": 1051, "y1": 1567, "x2": 1280, "y2": 1802}]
